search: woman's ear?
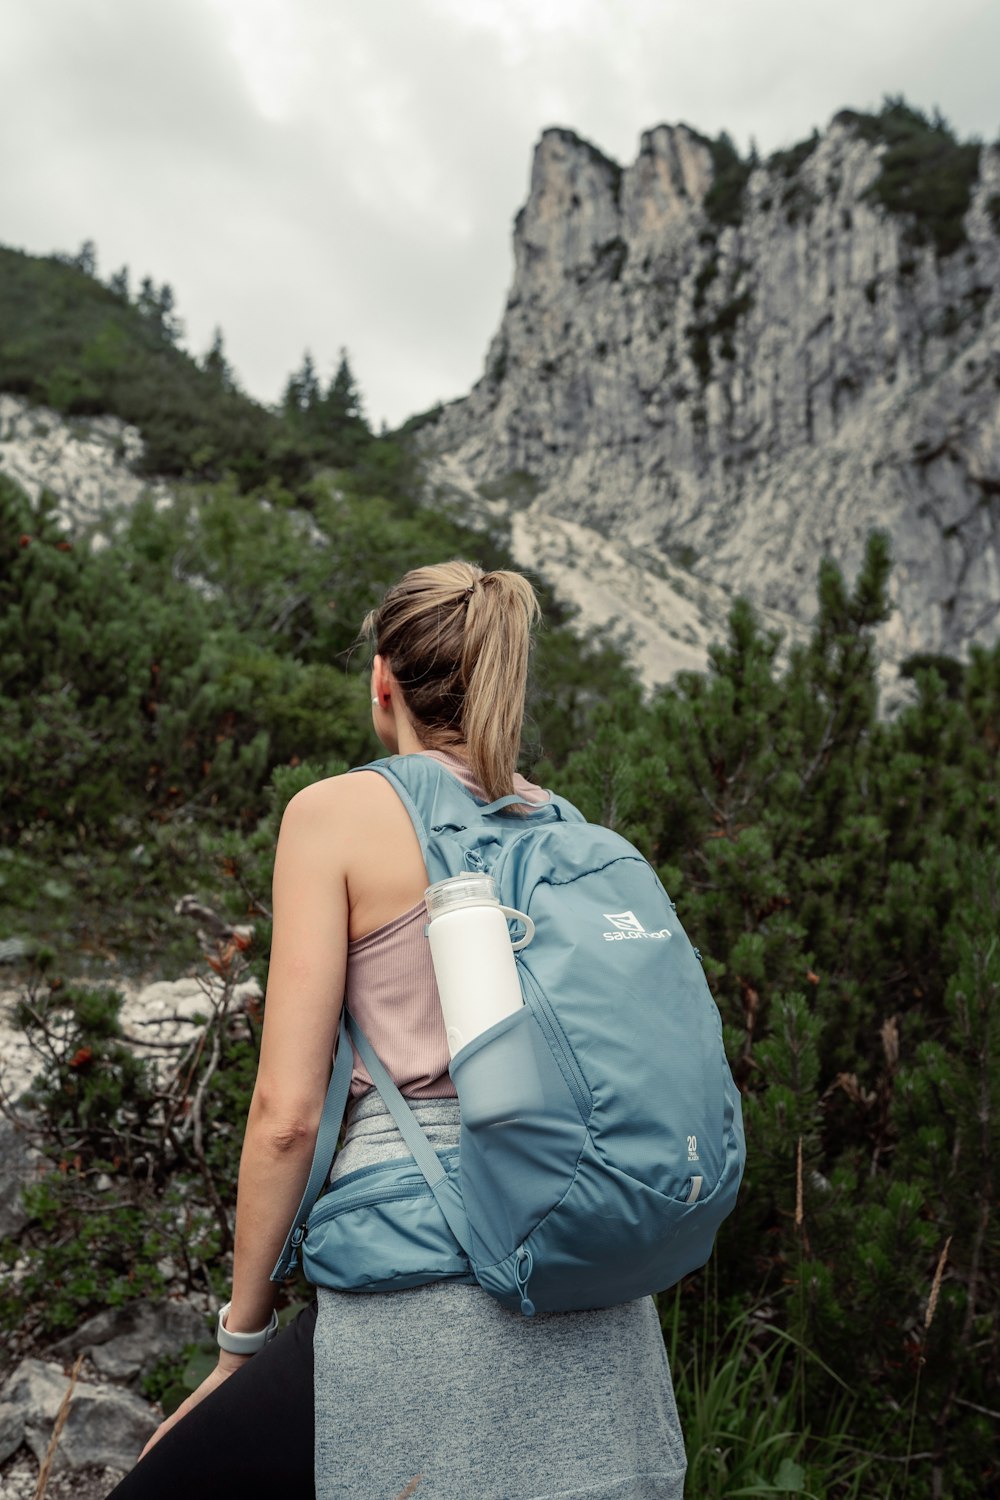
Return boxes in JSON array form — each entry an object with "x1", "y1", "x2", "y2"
[{"x1": 371, "y1": 654, "x2": 392, "y2": 709}]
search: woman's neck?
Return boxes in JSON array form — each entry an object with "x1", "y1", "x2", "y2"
[{"x1": 391, "y1": 716, "x2": 469, "y2": 767}]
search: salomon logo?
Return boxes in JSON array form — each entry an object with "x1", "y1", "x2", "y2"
[
  {"x1": 604, "y1": 911, "x2": 646, "y2": 934},
  {"x1": 602, "y1": 911, "x2": 672, "y2": 942}
]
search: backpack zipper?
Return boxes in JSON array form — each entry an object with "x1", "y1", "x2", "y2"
[
  {"x1": 517, "y1": 964, "x2": 591, "y2": 1121},
  {"x1": 514, "y1": 1244, "x2": 536, "y2": 1316},
  {"x1": 310, "y1": 1179, "x2": 431, "y2": 1223},
  {"x1": 308, "y1": 1152, "x2": 461, "y2": 1225}
]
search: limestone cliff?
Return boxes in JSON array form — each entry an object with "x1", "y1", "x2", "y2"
[
  {"x1": 426, "y1": 112, "x2": 1000, "y2": 687},
  {"x1": 0, "y1": 393, "x2": 170, "y2": 530}
]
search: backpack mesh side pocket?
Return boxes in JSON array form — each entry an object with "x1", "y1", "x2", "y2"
[{"x1": 451, "y1": 1006, "x2": 590, "y2": 1266}]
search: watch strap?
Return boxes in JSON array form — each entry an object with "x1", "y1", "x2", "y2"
[{"x1": 216, "y1": 1301, "x2": 279, "y2": 1354}]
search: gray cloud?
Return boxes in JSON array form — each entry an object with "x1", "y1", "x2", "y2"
[{"x1": 2, "y1": 0, "x2": 998, "y2": 429}]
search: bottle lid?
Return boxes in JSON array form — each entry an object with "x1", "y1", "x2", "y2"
[{"x1": 425, "y1": 872, "x2": 499, "y2": 920}]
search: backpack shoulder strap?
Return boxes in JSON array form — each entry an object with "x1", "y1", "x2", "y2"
[
  {"x1": 350, "y1": 756, "x2": 449, "y2": 867},
  {"x1": 347, "y1": 1017, "x2": 472, "y2": 1256},
  {"x1": 352, "y1": 756, "x2": 584, "y2": 874},
  {"x1": 271, "y1": 1008, "x2": 473, "y2": 1281},
  {"x1": 271, "y1": 1009, "x2": 355, "y2": 1280}
]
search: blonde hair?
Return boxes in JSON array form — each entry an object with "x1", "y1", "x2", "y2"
[{"x1": 363, "y1": 560, "x2": 541, "y2": 802}]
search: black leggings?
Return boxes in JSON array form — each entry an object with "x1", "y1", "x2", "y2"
[{"x1": 106, "y1": 1303, "x2": 316, "y2": 1499}]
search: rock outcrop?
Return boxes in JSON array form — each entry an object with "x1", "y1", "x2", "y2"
[
  {"x1": 44, "y1": 1301, "x2": 208, "y2": 1385},
  {"x1": 0, "y1": 1358, "x2": 157, "y2": 1474},
  {"x1": 0, "y1": 392, "x2": 170, "y2": 532},
  {"x1": 426, "y1": 115, "x2": 1000, "y2": 686},
  {"x1": 0, "y1": 962, "x2": 256, "y2": 1492},
  {"x1": 0, "y1": 1117, "x2": 41, "y2": 1240}
]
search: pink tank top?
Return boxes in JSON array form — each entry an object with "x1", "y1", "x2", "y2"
[{"x1": 346, "y1": 750, "x2": 549, "y2": 1098}]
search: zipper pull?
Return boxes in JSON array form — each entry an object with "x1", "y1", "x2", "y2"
[
  {"x1": 514, "y1": 1244, "x2": 536, "y2": 1317},
  {"x1": 287, "y1": 1223, "x2": 306, "y2": 1273}
]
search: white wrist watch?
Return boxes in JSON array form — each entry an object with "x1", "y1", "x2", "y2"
[{"x1": 216, "y1": 1301, "x2": 280, "y2": 1354}]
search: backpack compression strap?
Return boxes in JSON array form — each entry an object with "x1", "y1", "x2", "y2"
[{"x1": 347, "y1": 1016, "x2": 472, "y2": 1256}]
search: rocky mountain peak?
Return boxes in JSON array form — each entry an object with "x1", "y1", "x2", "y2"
[
  {"x1": 428, "y1": 106, "x2": 1000, "y2": 690},
  {"x1": 624, "y1": 124, "x2": 713, "y2": 241},
  {"x1": 513, "y1": 128, "x2": 624, "y2": 292}
]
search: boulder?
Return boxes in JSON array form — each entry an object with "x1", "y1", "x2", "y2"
[
  {"x1": 45, "y1": 1299, "x2": 208, "y2": 1382},
  {"x1": 0, "y1": 1358, "x2": 158, "y2": 1473},
  {"x1": 0, "y1": 938, "x2": 31, "y2": 965},
  {"x1": 0, "y1": 1397, "x2": 25, "y2": 1465}
]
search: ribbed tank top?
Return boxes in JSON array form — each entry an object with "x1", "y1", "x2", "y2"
[{"x1": 346, "y1": 750, "x2": 549, "y2": 1099}]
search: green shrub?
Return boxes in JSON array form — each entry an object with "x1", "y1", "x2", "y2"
[
  {"x1": 842, "y1": 98, "x2": 982, "y2": 256},
  {"x1": 703, "y1": 132, "x2": 754, "y2": 229},
  {"x1": 559, "y1": 535, "x2": 1000, "y2": 1492},
  {"x1": 768, "y1": 131, "x2": 820, "y2": 180},
  {"x1": 1, "y1": 976, "x2": 258, "y2": 1343}
]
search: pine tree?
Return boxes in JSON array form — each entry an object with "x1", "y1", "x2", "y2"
[
  {"x1": 155, "y1": 283, "x2": 183, "y2": 344},
  {"x1": 72, "y1": 239, "x2": 97, "y2": 277},
  {"x1": 107, "y1": 265, "x2": 130, "y2": 301},
  {"x1": 202, "y1": 327, "x2": 234, "y2": 390},
  {"x1": 313, "y1": 348, "x2": 370, "y2": 466},
  {"x1": 136, "y1": 278, "x2": 182, "y2": 343},
  {"x1": 136, "y1": 275, "x2": 158, "y2": 322},
  {"x1": 282, "y1": 351, "x2": 321, "y2": 419},
  {"x1": 324, "y1": 348, "x2": 365, "y2": 424}
]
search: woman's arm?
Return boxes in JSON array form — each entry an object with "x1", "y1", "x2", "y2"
[
  {"x1": 141, "y1": 779, "x2": 351, "y2": 1453},
  {"x1": 227, "y1": 781, "x2": 350, "y2": 1329}
]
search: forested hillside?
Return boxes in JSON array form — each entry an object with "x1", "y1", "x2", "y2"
[
  {"x1": 0, "y1": 241, "x2": 398, "y2": 492},
  {"x1": 0, "y1": 256, "x2": 625, "y2": 965},
  {"x1": 1, "y1": 240, "x2": 998, "y2": 1497}
]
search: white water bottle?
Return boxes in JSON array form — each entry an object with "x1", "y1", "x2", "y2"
[{"x1": 425, "y1": 873, "x2": 534, "y2": 1058}]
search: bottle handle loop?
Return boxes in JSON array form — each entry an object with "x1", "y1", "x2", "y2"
[{"x1": 499, "y1": 906, "x2": 535, "y2": 950}]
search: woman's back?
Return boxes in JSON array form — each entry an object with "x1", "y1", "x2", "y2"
[
  {"x1": 343, "y1": 750, "x2": 549, "y2": 1099},
  {"x1": 309, "y1": 745, "x2": 686, "y2": 1497}
]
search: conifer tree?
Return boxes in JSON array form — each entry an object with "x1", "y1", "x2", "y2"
[
  {"x1": 324, "y1": 348, "x2": 365, "y2": 424},
  {"x1": 282, "y1": 351, "x2": 321, "y2": 419},
  {"x1": 202, "y1": 327, "x2": 234, "y2": 390},
  {"x1": 72, "y1": 239, "x2": 97, "y2": 277},
  {"x1": 312, "y1": 348, "x2": 369, "y2": 466},
  {"x1": 136, "y1": 278, "x2": 182, "y2": 343},
  {"x1": 107, "y1": 265, "x2": 130, "y2": 301},
  {"x1": 155, "y1": 283, "x2": 183, "y2": 344},
  {"x1": 136, "y1": 275, "x2": 158, "y2": 321}
]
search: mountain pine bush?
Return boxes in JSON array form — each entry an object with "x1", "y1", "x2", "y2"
[{"x1": 557, "y1": 533, "x2": 999, "y2": 1494}]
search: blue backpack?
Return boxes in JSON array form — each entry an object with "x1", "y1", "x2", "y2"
[{"x1": 273, "y1": 755, "x2": 745, "y2": 1315}]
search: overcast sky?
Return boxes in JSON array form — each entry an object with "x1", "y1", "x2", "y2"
[{"x1": 2, "y1": 0, "x2": 998, "y2": 429}]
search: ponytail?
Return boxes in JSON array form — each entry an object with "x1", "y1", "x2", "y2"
[
  {"x1": 461, "y1": 572, "x2": 540, "y2": 801},
  {"x1": 363, "y1": 561, "x2": 540, "y2": 801}
]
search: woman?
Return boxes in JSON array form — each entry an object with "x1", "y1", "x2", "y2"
[{"x1": 110, "y1": 561, "x2": 687, "y2": 1499}]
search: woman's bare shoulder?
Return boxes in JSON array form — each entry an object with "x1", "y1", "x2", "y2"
[
  {"x1": 278, "y1": 769, "x2": 423, "y2": 924},
  {"x1": 281, "y1": 769, "x2": 405, "y2": 835}
]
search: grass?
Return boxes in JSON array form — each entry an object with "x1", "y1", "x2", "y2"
[{"x1": 662, "y1": 1289, "x2": 879, "y2": 1498}]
